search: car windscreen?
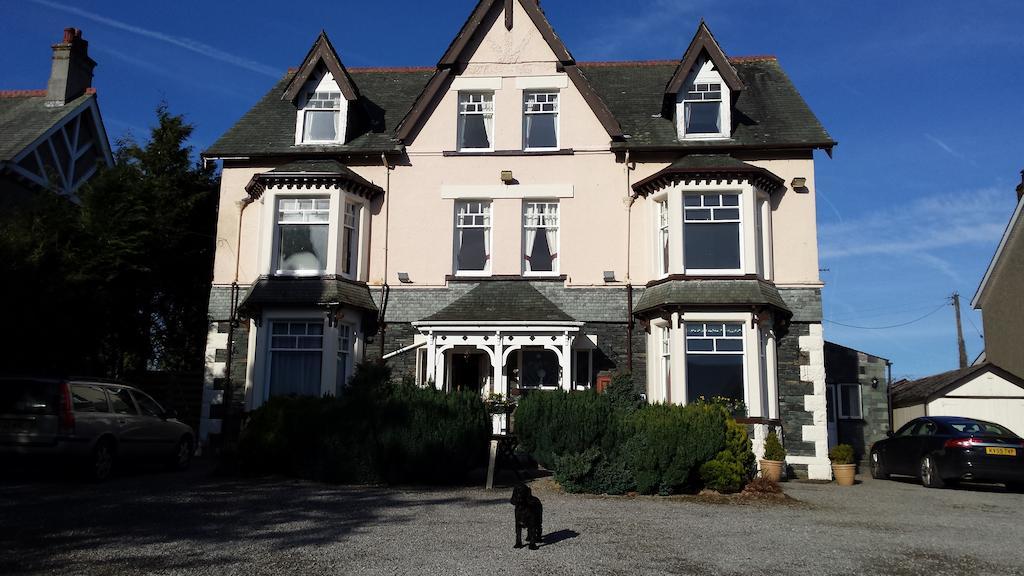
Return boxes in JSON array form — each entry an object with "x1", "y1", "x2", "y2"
[
  {"x1": 0, "y1": 380, "x2": 61, "y2": 415},
  {"x1": 949, "y1": 421, "x2": 1016, "y2": 437}
]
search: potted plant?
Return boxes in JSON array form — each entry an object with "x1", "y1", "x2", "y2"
[
  {"x1": 829, "y1": 444, "x2": 856, "y2": 486},
  {"x1": 760, "y1": 431, "x2": 786, "y2": 482}
]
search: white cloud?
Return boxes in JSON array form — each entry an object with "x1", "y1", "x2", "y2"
[
  {"x1": 820, "y1": 187, "x2": 1011, "y2": 262},
  {"x1": 30, "y1": 0, "x2": 280, "y2": 78}
]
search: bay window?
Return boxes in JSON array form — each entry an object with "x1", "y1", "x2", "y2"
[
  {"x1": 660, "y1": 325, "x2": 672, "y2": 402},
  {"x1": 268, "y1": 321, "x2": 324, "y2": 398},
  {"x1": 454, "y1": 201, "x2": 491, "y2": 274},
  {"x1": 336, "y1": 324, "x2": 353, "y2": 394},
  {"x1": 276, "y1": 198, "x2": 329, "y2": 275},
  {"x1": 523, "y1": 201, "x2": 559, "y2": 274},
  {"x1": 658, "y1": 200, "x2": 670, "y2": 276},
  {"x1": 685, "y1": 322, "x2": 745, "y2": 404},
  {"x1": 523, "y1": 91, "x2": 559, "y2": 150},
  {"x1": 458, "y1": 92, "x2": 494, "y2": 151},
  {"x1": 683, "y1": 193, "x2": 741, "y2": 272}
]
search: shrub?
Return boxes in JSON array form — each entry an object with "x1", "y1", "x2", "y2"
[
  {"x1": 605, "y1": 372, "x2": 645, "y2": 412},
  {"x1": 625, "y1": 403, "x2": 728, "y2": 494},
  {"x1": 763, "y1": 431, "x2": 786, "y2": 461},
  {"x1": 237, "y1": 362, "x2": 489, "y2": 485},
  {"x1": 515, "y1": 386, "x2": 732, "y2": 495},
  {"x1": 829, "y1": 444, "x2": 855, "y2": 465},
  {"x1": 699, "y1": 418, "x2": 755, "y2": 493}
]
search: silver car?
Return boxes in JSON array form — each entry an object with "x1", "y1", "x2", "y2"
[{"x1": 0, "y1": 377, "x2": 195, "y2": 481}]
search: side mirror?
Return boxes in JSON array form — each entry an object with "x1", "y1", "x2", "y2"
[
  {"x1": 886, "y1": 430, "x2": 894, "y2": 438},
  {"x1": 162, "y1": 409, "x2": 178, "y2": 420}
]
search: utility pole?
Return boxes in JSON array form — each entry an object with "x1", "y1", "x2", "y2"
[{"x1": 952, "y1": 292, "x2": 968, "y2": 369}]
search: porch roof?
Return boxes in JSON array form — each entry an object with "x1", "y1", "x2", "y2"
[{"x1": 418, "y1": 281, "x2": 574, "y2": 324}]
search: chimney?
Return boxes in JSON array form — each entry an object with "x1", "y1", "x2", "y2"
[
  {"x1": 1017, "y1": 170, "x2": 1023, "y2": 202},
  {"x1": 45, "y1": 28, "x2": 96, "y2": 107}
]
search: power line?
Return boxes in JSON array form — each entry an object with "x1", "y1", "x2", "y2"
[
  {"x1": 824, "y1": 302, "x2": 949, "y2": 330},
  {"x1": 828, "y1": 301, "x2": 950, "y2": 323},
  {"x1": 964, "y1": 314, "x2": 984, "y2": 340}
]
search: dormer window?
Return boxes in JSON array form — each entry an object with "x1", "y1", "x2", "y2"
[
  {"x1": 676, "y1": 58, "x2": 731, "y2": 140},
  {"x1": 303, "y1": 91, "x2": 342, "y2": 142},
  {"x1": 294, "y1": 72, "x2": 348, "y2": 145},
  {"x1": 683, "y1": 82, "x2": 722, "y2": 134}
]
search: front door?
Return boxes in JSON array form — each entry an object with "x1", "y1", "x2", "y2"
[{"x1": 451, "y1": 352, "x2": 484, "y2": 393}]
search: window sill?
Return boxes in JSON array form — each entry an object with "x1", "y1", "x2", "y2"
[
  {"x1": 443, "y1": 149, "x2": 574, "y2": 157},
  {"x1": 446, "y1": 274, "x2": 567, "y2": 282}
]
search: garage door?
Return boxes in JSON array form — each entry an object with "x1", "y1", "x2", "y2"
[{"x1": 928, "y1": 398, "x2": 1024, "y2": 437}]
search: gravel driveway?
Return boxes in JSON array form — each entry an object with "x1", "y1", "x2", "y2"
[{"x1": 1, "y1": 461, "x2": 1022, "y2": 576}]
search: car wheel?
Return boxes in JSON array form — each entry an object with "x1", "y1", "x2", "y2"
[
  {"x1": 88, "y1": 439, "x2": 115, "y2": 482},
  {"x1": 920, "y1": 455, "x2": 945, "y2": 489},
  {"x1": 170, "y1": 436, "x2": 193, "y2": 471},
  {"x1": 870, "y1": 450, "x2": 888, "y2": 480}
]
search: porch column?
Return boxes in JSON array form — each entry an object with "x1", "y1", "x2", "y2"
[
  {"x1": 494, "y1": 331, "x2": 505, "y2": 396},
  {"x1": 559, "y1": 331, "x2": 572, "y2": 391},
  {"x1": 426, "y1": 332, "x2": 438, "y2": 389}
]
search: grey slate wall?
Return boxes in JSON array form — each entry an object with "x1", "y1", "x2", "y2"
[{"x1": 825, "y1": 342, "x2": 891, "y2": 464}]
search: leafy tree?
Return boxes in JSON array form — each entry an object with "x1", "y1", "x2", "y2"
[{"x1": 0, "y1": 104, "x2": 218, "y2": 376}]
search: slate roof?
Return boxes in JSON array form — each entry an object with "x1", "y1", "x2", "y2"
[
  {"x1": 204, "y1": 68, "x2": 433, "y2": 157},
  {"x1": 580, "y1": 59, "x2": 834, "y2": 150},
  {"x1": 419, "y1": 281, "x2": 575, "y2": 323},
  {"x1": 237, "y1": 276, "x2": 379, "y2": 318},
  {"x1": 634, "y1": 279, "x2": 791, "y2": 316},
  {"x1": 0, "y1": 91, "x2": 95, "y2": 161},
  {"x1": 890, "y1": 363, "x2": 1024, "y2": 408},
  {"x1": 632, "y1": 154, "x2": 786, "y2": 194},
  {"x1": 204, "y1": 58, "x2": 833, "y2": 158}
]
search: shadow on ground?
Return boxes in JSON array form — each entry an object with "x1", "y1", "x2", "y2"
[{"x1": 0, "y1": 458, "x2": 487, "y2": 575}]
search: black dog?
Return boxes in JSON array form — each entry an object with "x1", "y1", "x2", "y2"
[{"x1": 510, "y1": 483, "x2": 543, "y2": 550}]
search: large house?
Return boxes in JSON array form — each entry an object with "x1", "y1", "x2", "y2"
[
  {"x1": 201, "y1": 0, "x2": 836, "y2": 479},
  {"x1": 0, "y1": 28, "x2": 112, "y2": 197}
]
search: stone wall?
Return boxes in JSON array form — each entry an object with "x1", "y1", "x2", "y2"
[
  {"x1": 199, "y1": 284, "x2": 250, "y2": 447},
  {"x1": 825, "y1": 341, "x2": 891, "y2": 464}
]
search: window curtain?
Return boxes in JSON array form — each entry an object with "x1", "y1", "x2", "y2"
[
  {"x1": 482, "y1": 225, "x2": 490, "y2": 263},
  {"x1": 524, "y1": 226, "x2": 536, "y2": 270},
  {"x1": 483, "y1": 114, "x2": 494, "y2": 147},
  {"x1": 269, "y1": 351, "x2": 322, "y2": 397},
  {"x1": 545, "y1": 226, "x2": 558, "y2": 264}
]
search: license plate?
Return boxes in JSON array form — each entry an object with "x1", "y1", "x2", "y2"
[{"x1": 986, "y1": 447, "x2": 1017, "y2": 456}]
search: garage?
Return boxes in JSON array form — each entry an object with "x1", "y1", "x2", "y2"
[{"x1": 892, "y1": 363, "x2": 1024, "y2": 437}]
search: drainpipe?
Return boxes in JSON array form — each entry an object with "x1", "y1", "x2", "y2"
[
  {"x1": 886, "y1": 359, "x2": 894, "y2": 433},
  {"x1": 378, "y1": 153, "x2": 393, "y2": 359},
  {"x1": 223, "y1": 194, "x2": 255, "y2": 443},
  {"x1": 624, "y1": 149, "x2": 637, "y2": 374}
]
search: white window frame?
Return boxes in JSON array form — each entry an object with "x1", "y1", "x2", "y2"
[
  {"x1": 273, "y1": 196, "x2": 332, "y2": 276},
  {"x1": 294, "y1": 73, "x2": 347, "y2": 145},
  {"x1": 659, "y1": 324, "x2": 672, "y2": 403},
  {"x1": 336, "y1": 322, "x2": 354, "y2": 393},
  {"x1": 340, "y1": 202, "x2": 360, "y2": 280},
  {"x1": 683, "y1": 320, "x2": 748, "y2": 406},
  {"x1": 682, "y1": 192, "x2": 744, "y2": 275},
  {"x1": 838, "y1": 383, "x2": 863, "y2": 420},
  {"x1": 522, "y1": 200, "x2": 559, "y2": 276},
  {"x1": 266, "y1": 318, "x2": 326, "y2": 400},
  {"x1": 656, "y1": 198, "x2": 670, "y2": 278},
  {"x1": 676, "y1": 58, "x2": 731, "y2": 140},
  {"x1": 522, "y1": 91, "x2": 560, "y2": 151},
  {"x1": 457, "y1": 92, "x2": 495, "y2": 152},
  {"x1": 755, "y1": 191, "x2": 774, "y2": 280},
  {"x1": 453, "y1": 200, "x2": 492, "y2": 276}
]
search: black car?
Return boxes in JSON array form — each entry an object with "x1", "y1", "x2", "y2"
[{"x1": 870, "y1": 416, "x2": 1024, "y2": 490}]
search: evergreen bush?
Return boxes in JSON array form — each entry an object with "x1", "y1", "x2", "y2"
[
  {"x1": 829, "y1": 444, "x2": 855, "y2": 465},
  {"x1": 763, "y1": 430, "x2": 787, "y2": 461},
  {"x1": 237, "y1": 362, "x2": 489, "y2": 484},
  {"x1": 699, "y1": 418, "x2": 756, "y2": 493}
]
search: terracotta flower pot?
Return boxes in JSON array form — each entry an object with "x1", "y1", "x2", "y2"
[
  {"x1": 760, "y1": 459, "x2": 784, "y2": 482},
  {"x1": 832, "y1": 463, "x2": 856, "y2": 486}
]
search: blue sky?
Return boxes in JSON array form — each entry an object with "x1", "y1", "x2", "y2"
[{"x1": 3, "y1": 0, "x2": 1021, "y2": 380}]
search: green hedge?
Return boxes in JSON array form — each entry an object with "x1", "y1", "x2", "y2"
[
  {"x1": 237, "y1": 362, "x2": 489, "y2": 484},
  {"x1": 515, "y1": 375, "x2": 744, "y2": 495}
]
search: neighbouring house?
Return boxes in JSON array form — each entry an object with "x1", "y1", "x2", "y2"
[
  {"x1": 891, "y1": 364, "x2": 1024, "y2": 438},
  {"x1": 0, "y1": 28, "x2": 112, "y2": 198},
  {"x1": 971, "y1": 172, "x2": 1024, "y2": 380},
  {"x1": 200, "y1": 1, "x2": 836, "y2": 478},
  {"x1": 823, "y1": 341, "x2": 892, "y2": 463}
]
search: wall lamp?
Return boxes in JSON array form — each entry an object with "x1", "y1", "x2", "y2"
[
  {"x1": 501, "y1": 170, "x2": 514, "y2": 184},
  {"x1": 397, "y1": 272, "x2": 412, "y2": 284},
  {"x1": 791, "y1": 177, "x2": 809, "y2": 193},
  {"x1": 603, "y1": 271, "x2": 616, "y2": 283}
]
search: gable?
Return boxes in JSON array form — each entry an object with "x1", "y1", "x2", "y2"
[
  {"x1": 972, "y1": 194, "x2": 1024, "y2": 308},
  {"x1": 947, "y1": 369, "x2": 1024, "y2": 398},
  {"x1": 665, "y1": 21, "x2": 743, "y2": 96},
  {"x1": 282, "y1": 32, "x2": 359, "y2": 103},
  {"x1": 396, "y1": 0, "x2": 621, "y2": 143}
]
